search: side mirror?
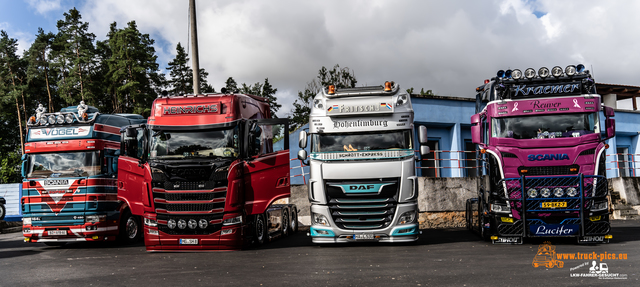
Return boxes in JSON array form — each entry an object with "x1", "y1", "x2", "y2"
[
  {"x1": 114, "y1": 150, "x2": 121, "y2": 156},
  {"x1": 603, "y1": 106, "x2": 615, "y2": 118},
  {"x1": 297, "y1": 149, "x2": 307, "y2": 162},
  {"x1": 21, "y1": 160, "x2": 27, "y2": 178},
  {"x1": 471, "y1": 114, "x2": 481, "y2": 144},
  {"x1": 125, "y1": 127, "x2": 137, "y2": 138},
  {"x1": 418, "y1": 126, "x2": 428, "y2": 145},
  {"x1": 420, "y1": 145, "x2": 430, "y2": 156},
  {"x1": 21, "y1": 154, "x2": 27, "y2": 161},
  {"x1": 605, "y1": 118, "x2": 615, "y2": 139},
  {"x1": 299, "y1": 131, "x2": 308, "y2": 148}
]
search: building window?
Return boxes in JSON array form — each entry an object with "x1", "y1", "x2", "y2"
[
  {"x1": 464, "y1": 140, "x2": 477, "y2": 177},
  {"x1": 617, "y1": 147, "x2": 633, "y2": 177}
]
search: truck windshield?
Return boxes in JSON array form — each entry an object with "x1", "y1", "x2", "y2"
[
  {"x1": 492, "y1": 112, "x2": 599, "y2": 139},
  {"x1": 150, "y1": 127, "x2": 239, "y2": 159},
  {"x1": 311, "y1": 130, "x2": 412, "y2": 152},
  {"x1": 27, "y1": 151, "x2": 101, "y2": 178}
]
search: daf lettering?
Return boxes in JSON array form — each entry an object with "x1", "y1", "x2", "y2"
[{"x1": 350, "y1": 185, "x2": 374, "y2": 191}]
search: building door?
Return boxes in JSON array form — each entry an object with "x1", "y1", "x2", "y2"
[
  {"x1": 464, "y1": 140, "x2": 477, "y2": 177},
  {"x1": 421, "y1": 140, "x2": 439, "y2": 177},
  {"x1": 617, "y1": 147, "x2": 631, "y2": 177}
]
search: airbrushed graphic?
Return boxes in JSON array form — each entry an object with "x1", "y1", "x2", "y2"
[{"x1": 29, "y1": 179, "x2": 83, "y2": 214}]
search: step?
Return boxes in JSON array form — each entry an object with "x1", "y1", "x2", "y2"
[
  {"x1": 613, "y1": 209, "x2": 639, "y2": 218},
  {"x1": 612, "y1": 203, "x2": 634, "y2": 210},
  {"x1": 613, "y1": 214, "x2": 640, "y2": 220}
]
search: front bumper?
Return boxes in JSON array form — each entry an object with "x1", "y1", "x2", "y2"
[
  {"x1": 23, "y1": 221, "x2": 119, "y2": 243},
  {"x1": 309, "y1": 203, "x2": 419, "y2": 243}
]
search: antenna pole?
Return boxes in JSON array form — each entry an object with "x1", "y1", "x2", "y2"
[{"x1": 189, "y1": 0, "x2": 201, "y2": 94}]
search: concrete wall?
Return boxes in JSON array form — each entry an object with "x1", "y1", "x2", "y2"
[{"x1": 610, "y1": 177, "x2": 640, "y2": 205}]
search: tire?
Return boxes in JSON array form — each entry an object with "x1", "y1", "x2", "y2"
[
  {"x1": 281, "y1": 209, "x2": 289, "y2": 236},
  {"x1": 465, "y1": 200, "x2": 471, "y2": 231},
  {"x1": 44, "y1": 242, "x2": 66, "y2": 247},
  {"x1": 118, "y1": 210, "x2": 141, "y2": 244},
  {"x1": 479, "y1": 210, "x2": 490, "y2": 241},
  {"x1": 289, "y1": 207, "x2": 298, "y2": 233},
  {"x1": 255, "y1": 214, "x2": 266, "y2": 245},
  {"x1": 0, "y1": 203, "x2": 5, "y2": 221}
]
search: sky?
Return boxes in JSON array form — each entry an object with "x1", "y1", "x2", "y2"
[{"x1": 1, "y1": 0, "x2": 639, "y2": 116}]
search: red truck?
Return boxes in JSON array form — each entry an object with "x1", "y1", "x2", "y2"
[{"x1": 117, "y1": 92, "x2": 296, "y2": 251}]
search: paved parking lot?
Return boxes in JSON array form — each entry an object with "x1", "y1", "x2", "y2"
[{"x1": 0, "y1": 220, "x2": 638, "y2": 286}]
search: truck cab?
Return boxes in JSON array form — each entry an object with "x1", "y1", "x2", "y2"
[
  {"x1": 465, "y1": 65, "x2": 615, "y2": 244},
  {"x1": 21, "y1": 103, "x2": 146, "y2": 246},
  {"x1": 118, "y1": 93, "x2": 296, "y2": 251},
  {"x1": 298, "y1": 81, "x2": 429, "y2": 244}
]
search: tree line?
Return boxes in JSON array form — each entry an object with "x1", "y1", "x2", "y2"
[{"x1": 0, "y1": 7, "x2": 380, "y2": 183}]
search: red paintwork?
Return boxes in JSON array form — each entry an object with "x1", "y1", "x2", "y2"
[
  {"x1": 118, "y1": 93, "x2": 291, "y2": 251},
  {"x1": 24, "y1": 139, "x2": 119, "y2": 153}
]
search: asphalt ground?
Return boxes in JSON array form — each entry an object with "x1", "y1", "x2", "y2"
[{"x1": 0, "y1": 220, "x2": 638, "y2": 287}]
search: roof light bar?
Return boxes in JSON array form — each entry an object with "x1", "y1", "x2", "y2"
[
  {"x1": 511, "y1": 69, "x2": 522, "y2": 80},
  {"x1": 551, "y1": 66, "x2": 563, "y2": 77},
  {"x1": 565, "y1": 65, "x2": 576, "y2": 76},
  {"x1": 538, "y1": 67, "x2": 549, "y2": 78}
]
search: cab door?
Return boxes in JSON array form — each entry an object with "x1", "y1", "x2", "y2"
[
  {"x1": 117, "y1": 125, "x2": 150, "y2": 216},
  {"x1": 243, "y1": 119, "x2": 290, "y2": 215}
]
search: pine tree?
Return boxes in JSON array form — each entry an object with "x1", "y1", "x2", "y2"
[
  {"x1": 25, "y1": 28, "x2": 57, "y2": 113},
  {"x1": 290, "y1": 64, "x2": 357, "y2": 130},
  {"x1": 0, "y1": 30, "x2": 28, "y2": 153},
  {"x1": 105, "y1": 21, "x2": 163, "y2": 115},
  {"x1": 167, "y1": 43, "x2": 214, "y2": 96},
  {"x1": 51, "y1": 8, "x2": 97, "y2": 106}
]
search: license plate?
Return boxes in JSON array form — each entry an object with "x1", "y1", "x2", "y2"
[
  {"x1": 354, "y1": 234, "x2": 374, "y2": 240},
  {"x1": 541, "y1": 202, "x2": 567, "y2": 208},
  {"x1": 180, "y1": 238, "x2": 198, "y2": 245},
  {"x1": 48, "y1": 230, "x2": 67, "y2": 236},
  {"x1": 494, "y1": 237, "x2": 522, "y2": 244},
  {"x1": 579, "y1": 236, "x2": 605, "y2": 242}
]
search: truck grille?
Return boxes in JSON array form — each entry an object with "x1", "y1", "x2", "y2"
[
  {"x1": 325, "y1": 178, "x2": 398, "y2": 230},
  {"x1": 154, "y1": 191, "x2": 225, "y2": 201},
  {"x1": 156, "y1": 202, "x2": 224, "y2": 212},
  {"x1": 517, "y1": 165, "x2": 580, "y2": 176}
]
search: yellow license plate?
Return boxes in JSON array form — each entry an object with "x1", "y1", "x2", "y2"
[{"x1": 541, "y1": 202, "x2": 567, "y2": 208}]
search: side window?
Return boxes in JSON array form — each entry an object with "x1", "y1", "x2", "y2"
[
  {"x1": 483, "y1": 117, "x2": 489, "y2": 145},
  {"x1": 250, "y1": 119, "x2": 289, "y2": 157},
  {"x1": 136, "y1": 129, "x2": 145, "y2": 159},
  {"x1": 121, "y1": 126, "x2": 146, "y2": 159}
]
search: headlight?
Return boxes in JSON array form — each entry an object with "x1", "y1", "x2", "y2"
[
  {"x1": 566, "y1": 187, "x2": 578, "y2": 197},
  {"x1": 512, "y1": 69, "x2": 522, "y2": 80},
  {"x1": 565, "y1": 65, "x2": 577, "y2": 76},
  {"x1": 396, "y1": 94, "x2": 408, "y2": 106},
  {"x1": 188, "y1": 219, "x2": 197, "y2": 229},
  {"x1": 312, "y1": 213, "x2": 330, "y2": 226},
  {"x1": 177, "y1": 219, "x2": 187, "y2": 229},
  {"x1": 198, "y1": 219, "x2": 208, "y2": 229},
  {"x1": 397, "y1": 211, "x2": 416, "y2": 225},
  {"x1": 39, "y1": 116, "x2": 48, "y2": 125},
  {"x1": 490, "y1": 203, "x2": 511, "y2": 213},
  {"x1": 591, "y1": 200, "x2": 608, "y2": 212},
  {"x1": 55, "y1": 115, "x2": 64, "y2": 124},
  {"x1": 223, "y1": 215, "x2": 242, "y2": 226},
  {"x1": 551, "y1": 66, "x2": 563, "y2": 77},
  {"x1": 65, "y1": 114, "x2": 74, "y2": 123},
  {"x1": 525, "y1": 68, "x2": 536, "y2": 79},
  {"x1": 527, "y1": 188, "x2": 538, "y2": 198},
  {"x1": 538, "y1": 67, "x2": 549, "y2": 78},
  {"x1": 86, "y1": 215, "x2": 106, "y2": 223},
  {"x1": 553, "y1": 188, "x2": 564, "y2": 198},
  {"x1": 47, "y1": 115, "x2": 56, "y2": 125},
  {"x1": 167, "y1": 219, "x2": 176, "y2": 229},
  {"x1": 144, "y1": 218, "x2": 157, "y2": 227},
  {"x1": 23, "y1": 218, "x2": 32, "y2": 225},
  {"x1": 540, "y1": 188, "x2": 551, "y2": 198}
]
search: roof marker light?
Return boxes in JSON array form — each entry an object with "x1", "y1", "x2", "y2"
[
  {"x1": 504, "y1": 70, "x2": 512, "y2": 78},
  {"x1": 565, "y1": 65, "x2": 577, "y2": 76},
  {"x1": 384, "y1": 81, "x2": 392, "y2": 91},
  {"x1": 538, "y1": 67, "x2": 550, "y2": 78},
  {"x1": 524, "y1": 68, "x2": 536, "y2": 79},
  {"x1": 484, "y1": 79, "x2": 490, "y2": 84},
  {"x1": 328, "y1": 85, "x2": 336, "y2": 95},
  {"x1": 511, "y1": 69, "x2": 522, "y2": 80},
  {"x1": 576, "y1": 64, "x2": 585, "y2": 73},
  {"x1": 497, "y1": 70, "x2": 505, "y2": 78},
  {"x1": 551, "y1": 66, "x2": 563, "y2": 77}
]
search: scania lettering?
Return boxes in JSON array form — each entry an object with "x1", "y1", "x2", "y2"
[
  {"x1": 118, "y1": 92, "x2": 296, "y2": 251},
  {"x1": 21, "y1": 103, "x2": 146, "y2": 246},
  {"x1": 298, "y1": 81, "x2": 429, "y2": 244},
  {"x1": 465, "y1": 65, "x2": 615, "y2": 244}
]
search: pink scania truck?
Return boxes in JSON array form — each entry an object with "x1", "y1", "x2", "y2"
[{"x1": 465, "y1": 65, "x2": 615, "y2": 244}]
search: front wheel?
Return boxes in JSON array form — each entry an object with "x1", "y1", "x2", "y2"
[
  {"x1": 255, "y1": 214, "x2": 266, "y2": 245},
  {"x1": 281, "y1": 209, "x2": 289, "y2": 236},
  {"x1": 118, "y1": 210, "x2": 142, "y2": 244},
  {"x1": 0, "y1": 203, "x2": 5, "y2": 221},
  {"x1": 289, "y1": 207, "x2": 298, "y2": 233}
]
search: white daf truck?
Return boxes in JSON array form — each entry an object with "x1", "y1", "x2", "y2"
[{"x1": 298, "y1": 81, "x2": 429, "y2": 243}]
